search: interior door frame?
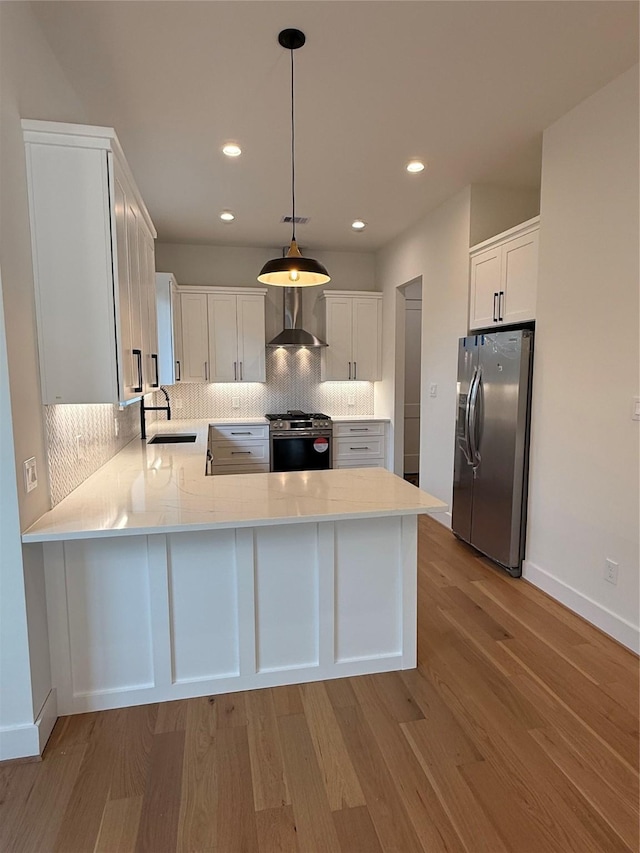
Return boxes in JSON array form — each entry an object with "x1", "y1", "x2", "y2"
[{"x1": 393, "y1": 276, "x2": 423, "y2": 479}]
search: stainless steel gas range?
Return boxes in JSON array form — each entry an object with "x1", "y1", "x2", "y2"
[{"x1": 266, "y1": 410, "x2": 333, "y2": 472}]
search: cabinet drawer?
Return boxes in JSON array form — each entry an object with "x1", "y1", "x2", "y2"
[
  {"x1": 209, "y1": 424, "x2": 268, "y2": 441},
  {"x1": 211, "y1": 463, "x2": 269, "y2": 475},
  {"x1": 334, "y1": 436, "x2": 385, "y2": 461},
  {"x1": 334, "y1": 460, "x2": 385, "y2": 470},
  {"x1": 333, "y1": 421, "x2": 385, "y2": 437},
  {"x1": 209, "y1": 441, "x2": 268, "y2": 465}
]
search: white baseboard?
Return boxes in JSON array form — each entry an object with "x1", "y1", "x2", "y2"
[
  {"x1": 0, "y1": 688, "x2": 57, "y2": 762},
  {"x1": 523, "y1": 560, "x2": 639, "y2": 653},
  {"x1": 428, "y1": 510, "x2": 452, "y2": 530}
]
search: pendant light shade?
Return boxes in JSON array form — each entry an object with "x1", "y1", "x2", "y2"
[{"x1": 258, "y1": 29, "x2": 330, "y2": 288}]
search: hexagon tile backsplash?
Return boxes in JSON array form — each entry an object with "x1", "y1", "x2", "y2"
[{"x1": 44, "y1": 349, "x2": 374, "y2": 506}]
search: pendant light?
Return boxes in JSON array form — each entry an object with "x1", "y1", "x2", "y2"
[{"x1": 258, "y1": 29, "x2": 330, "y2": 287}]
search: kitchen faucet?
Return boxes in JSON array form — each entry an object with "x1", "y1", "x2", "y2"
[{"x1": 140, "y1": 386, "x2": 172, "y2": 440}]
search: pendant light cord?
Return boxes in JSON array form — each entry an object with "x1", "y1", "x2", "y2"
[{"x1": 290, "y1": 46, "x2": 296, "y2": 243}]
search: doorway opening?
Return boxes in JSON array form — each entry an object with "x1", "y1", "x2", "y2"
[{"x1": 393, "y1": 278, "x2": 423, "y2": 486}]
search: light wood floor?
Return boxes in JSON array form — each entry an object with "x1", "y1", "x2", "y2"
[{"x1": 2, "y1": 516, "x2": 638, "y2": 853}]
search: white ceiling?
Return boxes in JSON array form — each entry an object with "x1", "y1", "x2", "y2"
[{"x1": 31, "y1": 1, "x2": 638, "y2": 252}]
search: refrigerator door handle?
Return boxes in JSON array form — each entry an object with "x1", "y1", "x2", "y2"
[
  {"x1": 459, "y1": 366, "x2": 477, "y2": 465},
  {"x1": 468, "y1": 365, "x2": 482, "y2": 470}
]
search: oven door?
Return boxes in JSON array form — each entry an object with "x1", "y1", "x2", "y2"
[{"x1": 270, "y1": 432, "x2": 333, "y2": 472}]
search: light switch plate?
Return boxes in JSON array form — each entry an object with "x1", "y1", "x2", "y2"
[
  {"x1": 632, "y1": 397, "x2": 640, "y2": 421},
  {"x1": 24, "y1": 457, "x2": 38, "y2": 493},
  {"x1": 430, "y1": 384, "x2": 438, "y2": 398}
]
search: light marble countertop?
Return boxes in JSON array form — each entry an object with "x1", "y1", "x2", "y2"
[{"x1": 22, "y1": 419, "x2": 445, "y2": 542}]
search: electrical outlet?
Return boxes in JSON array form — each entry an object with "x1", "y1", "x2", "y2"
[
  {"x1": 175, "y1": 399, "x2": 183, "y2": 410},
  {"x1": 604, "y1": 558, "x2": 618, "y2": 585},
  {"x1": 23, "y1": 457, "x2": 38, "y2": 493},
  {"x1": 348, "y1": 395, "x2": 355, "y2": 406},
  {"x1": 75, "y1": 434, "x2": 85, "y2": 461},
  {"x1": 114, "y1": 417, "x2": 119, "y2": 437},
  {"x1": 430, "y1": 383, "x2": 438, "y2": 398},
  {"x1": 232, "y1": 397, "x2": 240, "y2": 409}
]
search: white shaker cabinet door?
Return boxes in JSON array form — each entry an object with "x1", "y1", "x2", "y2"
[
  {"x1": 322, "y1": 296, "x2": 352, "y2": 380},
  {"x1": 501, "y1": 230, "x2": 538, "y2": 325},
  {"x1": 139, "y1": 224, "x2": 158, "y2": 393},
  {"x1": 469, "y1": 246, "x2": 501, "y2": 330},
  {"x1": 180, "y1": 292, "x2": 209, "y2": 382},
  {"x1": 207, "y1": 293, "x2": 238, "y2": 382},
  {"x1": 236, "y1": 294, "x2": 266, "y2": 382},
  {"x1": 113, "y1": 172, "x2": 138, "y2": 401},
  {"x1": 352, "y1": 296, "x2": 381, "y2": 381}
]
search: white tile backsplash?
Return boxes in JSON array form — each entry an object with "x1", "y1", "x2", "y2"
[
  {"x1": 156, "y1": 348, "x2": 374, "y2": 418},
  {"x1": 45, "y1": 349, "x2": 374, "y2": 506}
]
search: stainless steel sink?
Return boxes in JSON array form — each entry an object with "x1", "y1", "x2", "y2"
[{"x1": 147, "y1": 434, "x2": 197, "y2": 444}]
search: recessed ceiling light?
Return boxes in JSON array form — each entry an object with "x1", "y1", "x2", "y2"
[
  {"x1": 222, "y1": 143, "x2": 242, "y2": 157},
  {"x1": 220, "y1": 210, "x2": 235, "y2": 222},
  {"x1": 351, "y1": 219, "x2": 367, "y2": 231},
  {"x1": 406, "y1": 160, "x2": 425, "y2": 173}
]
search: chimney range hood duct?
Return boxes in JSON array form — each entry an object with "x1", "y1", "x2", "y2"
[{"x1": 267, "y1": 287, "x2": 327, "y2": 348}]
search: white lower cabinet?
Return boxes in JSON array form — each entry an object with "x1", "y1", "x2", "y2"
[
  {"x1": 333, "y1": 420, "x2": 387, "y2": 469},
  {"x1": 208, "y1": 423, "x2": 269, "y2": 474}
]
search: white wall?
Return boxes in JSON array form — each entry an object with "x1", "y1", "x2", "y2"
[
  {"x1": 469, "y1": 185, "x2": 540, "y2": 246},
  {"x1": 524, "y1": 66, "x2": 640, "y2": 650},
  {"x1": 0, "y1": 2, "x2": 90, "y2": 757},
  {"x1": 376, "y1": 188, "x2": 471, "y2": 511},
  {"x1": 156, "y1": 243, "x2": 376, "y2": 343}
]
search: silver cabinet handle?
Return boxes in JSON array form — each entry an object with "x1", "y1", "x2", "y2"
[
  {"x1": 175, "y1": 360, "x2": 181, "y2": 381},
  {"x1": 348, "y1": 362, "x2": 352, "y2": 380},
  {"x1": 234, "y1": 361, "x2": 237, "y2": 381},
  {"x1": 204, "y1": 361, "x2": 208, "y2": 381},
  {"x1": 239, "y1": 361, "x2": 243, "y2": 381},
  {"x1": 498, "y1": 291, "x2": 504, "y2": 321},
  {"x1": 354, "y1": 361, "x2": 357, "y2": 380}
]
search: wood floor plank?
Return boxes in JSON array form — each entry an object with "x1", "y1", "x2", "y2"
[
  {"x1": 255, "y1": 805, "x2": 299, "y2": 853},
  {"x1": 214, "y1": 724, "x2": 259, "y2": 852},
  {"x1": 155, "y1": 698, "x2": 189, "y2": 733},
  {"x1": 176, "y1": 697, "x2": 217, "y2": 853},
  {"x1": 214, "y1": 691, "x2": 247, "y2": 728},
  {"x1": 299, "y1": 682, "x2": 365, "y2": 811},
  {"x1": 334, "y1": 703, "x2": 425, "y2": 853},
  {"x1": 94, "y1": 795, "x2": 143, "y2": 853},
  {"x1": 401, "y1": 722, "x2": 509, "y2": 853},
  {"x1": 111, "y1": 704, "x2": 158, "y2": 799},
  {"x1": 246, "y1": 687, "x2": 290, "y2": 811},
  {"x1": 135, "y1": 730, "x2": 185, "y2": 853},
  {"x1": 323, "y1": 677, "x2": 359, "y2": 709},
  {"x1": 354, "y1": 672, "x2": 425, "y2": 723},
  {"x1": 54, "y1": 711, "x2": 119, "y2": 852},
  {"x1": 270, "y1": 684, "x2": 304, "y2": 717},
  {"x1": 2, "y1": 742, "x2": 85, "y2": 853},
  {"x1": 530, "y1": 726, "x2": 639, "y2": 852},
  {"x1": 332, "y1": 805, "x2": 383, "y2": 853},
  {"x1": 278, "y1": 713, "x2": 342, "y2": 853},
  {"x1": 349, "y1": 676, "x2": 470, "y2": 853}
]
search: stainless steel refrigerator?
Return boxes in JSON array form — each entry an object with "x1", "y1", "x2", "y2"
[{"x1": 452, "y1": 329, "x2": 533, "y2": 576}]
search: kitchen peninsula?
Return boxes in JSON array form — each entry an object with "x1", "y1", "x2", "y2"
[{"x1": 23, "y1": 421, "x2": 446, "y2": 716}]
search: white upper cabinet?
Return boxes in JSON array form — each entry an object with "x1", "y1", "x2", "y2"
[
  {"x1": 178, "y1": 287, "x2": 266, "y2": 383},
  {"x1": 469, "y1": 217, "x2": 539, "y2": 331},
  {"x1": 155, "y1": 272, "x2": 182, "y2": 385},
  {"x1": 22, "y1": 120, "x2": 157, "y2": 405},
  {"x1": 321, "y1": 291, "x2": 383, "y2": 382}
]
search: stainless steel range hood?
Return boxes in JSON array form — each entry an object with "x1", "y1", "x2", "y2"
[{"x1": 267, "y1": 287, "x2": 327, "y2": 348}]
